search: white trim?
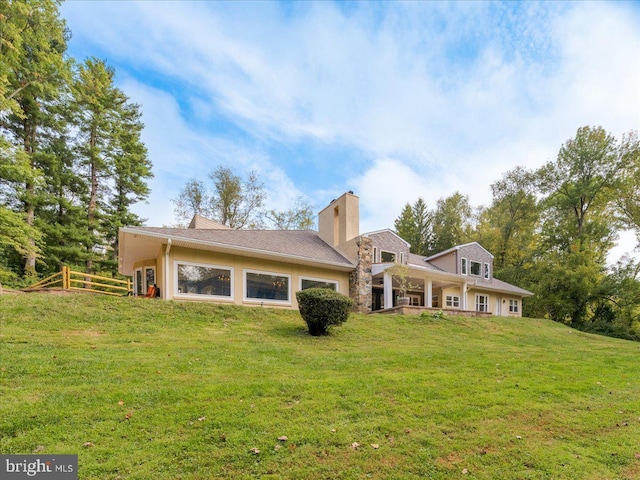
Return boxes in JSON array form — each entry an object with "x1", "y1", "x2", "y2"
[
  {"x1": 243, "y1": 269, "x2": 292, "y2": 305},
  {"x1": 134, "y1": 268, "x2": 143, "y2": 295},
  {"x1": 509, "y1": 299, "x2": 519, "y2": 313},
  {"x1": 484, "y1": 262, "x2": 490, "y2": 280},
  {"x1": 144, "y1": 266, "x2": 156, "y2": 291},
  {"x1": 174, "y1": 260, "x2": 234, "y2": 301},
  {"x1": 475, "y1": 294, "x2": 489, "y2": 312},
  {"x1": 299, "y1": 276, "x2": 338, "y2": 291},
  {"x1": 461, "y1": 257, "x2": 468, "y2": 276},
  {"x1": 446, "y1": 295, "x2": 460, "y2": 308}
]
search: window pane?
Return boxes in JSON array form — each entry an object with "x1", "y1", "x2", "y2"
[
  {"x1": 145, "y1": 268, "x2": 155, "y2": 288},
  {"x1": 301, "y1": 279, "x2": 336, "y2": 290},
  {"x1": 177, "y1": 264, "x2": 231, "y2": 297},
  {"x1": 484, "y1": 263, "x2": 489, "y2": 279},
  {"x1": 246, "y1": 272, "x2": 289, "y2": 301},
  {"x1": 135, "y1": 270, "x2": 143, "y2": 295},
  {"x1": 470, "y1": 261, "x2": 481, "y2": 276},
  {"x1": 381, "y1": 251, "x2": 396, "y2": 263},
  {"x1": 461, "y1": 258, "x2": 467, "y2": 275}
]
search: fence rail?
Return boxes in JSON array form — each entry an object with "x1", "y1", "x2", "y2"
[{"x1": 24, "y1": 266, "x2": 132, "y2": 297}]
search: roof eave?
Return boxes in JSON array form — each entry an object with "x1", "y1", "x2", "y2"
[{"x1": 119, "y1": 227, "x2": 355, "y2": 272}]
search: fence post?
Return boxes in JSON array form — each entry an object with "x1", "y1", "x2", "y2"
[
  {"x1": 62, "y1": 266, "x2": 68, "y2": 290},
  {"x1": 127, "y1": 278, "x2": 132, "y2": 295}
]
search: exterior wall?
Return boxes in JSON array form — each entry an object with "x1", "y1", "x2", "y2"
[
  {"x1": 166, "y1": 246, "x2": 350, "y2": 309},
  {"x1": 367, "y1": 231, "x2": 410, "y2": 264},
  {"x1": 429, "y1": 251, "x2": 457, "y2": 273},
  {"x1": 464, "y1": 288, "x2": 524, "y2": 317},
  {"x1": 441, "y1": 285, "x2": 464, "y2": 310},
  {"x1": 349, "y1": 236, "x2": 372, "y2": 313},
  {"x1": 458, "y1": 243, "x2": 494, "y2": 281}
]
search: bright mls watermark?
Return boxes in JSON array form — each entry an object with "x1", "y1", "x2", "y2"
[{"x1": 1, "y1": 455, "x2": 77, "y2": 479}]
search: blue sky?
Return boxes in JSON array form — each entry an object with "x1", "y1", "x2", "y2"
[{"x1": 60, "y1": 1, "x2": 640, "y2": 258}]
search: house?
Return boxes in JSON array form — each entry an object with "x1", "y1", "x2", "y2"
[{"x1": 118, "y1": 192, "x2": 532, "y2": 316}]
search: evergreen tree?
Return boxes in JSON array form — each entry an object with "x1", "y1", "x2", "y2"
[
  {"x1": 394, "y1": 198, "x2": 433, "y2": 255},
  {"x1": 72, "y1": 58, "x2": 151, "y2": 274},
  {"x1": 0, "y1": 0, "x2": 70, "y2": 276}
]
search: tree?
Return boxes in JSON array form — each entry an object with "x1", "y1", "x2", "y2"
[
  {"x1": 616, "y1": 131, "x2": 640, "y2": 246},
  {"x1": 530, "y1": 126, "x2": 626, "y2": 326},
  {"x1": 173, "y1": 167, "x2": 294, "y2": 230},
  {"x1": 0, "y1": 0, "x2": 70, "y2": 276},
  {"x1": 266, "y1": 196, "x2": 315, "y2": 230},
  {"x1": 72, "y1": 57, "x2": 151, "y2": 274},
  {"x1": 172, "y1": 179, "x2": 211, "y2": 226},
  {"x1": 473, "y1": 167, "x2": 540, "y2": 285},
  {"x1": 101, "y1": 100, "x2": 152, "y2": 274},
  {"x1": 430, "y1": 192, "x2": 472, "y2": 255},
  {"x1": 394, "y1": 198, "x2": 433, "y2": 255},
  {"x1": 210, "y1": 166, "x2": 266, "y2": 229},
  {"x1": 537, "y1": 126, "x2": 622, "y2": 259}
]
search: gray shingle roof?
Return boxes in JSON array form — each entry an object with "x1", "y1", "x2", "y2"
[
  {"x1": 123, "y1": 227, "x2": 354, "y2": 268},
  {"x1": 407, "y1": 253, "x2": 445, "y2": 271}
]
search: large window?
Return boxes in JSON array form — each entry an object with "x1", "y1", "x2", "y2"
[
  {"x1": 470, "y1": 261, "x2": 481, "y2": 276},
  {"x1": 245, "y1": 270, "x2": 290, "y2": 303},
  {"x1": 300, "y1": 277, "x2": 337, "y2": 291},
  {"x1": 381, "y1": 251, "x2": 396, "y2": 263},
  {"x1": 176, "y1": 262, "x2": 233, "y2": 298},
  {"x1": 509, "y1": 299, "x2": 519, "y2": 313},
  {"x1": 446, "y1": 295, "x2": 460, "y2": 308},
  {"x1": 476, "y1": 294, "x2": 489, "y2": 312}
]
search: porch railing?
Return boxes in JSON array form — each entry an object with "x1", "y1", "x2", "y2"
[{"x1": 24, "y1": 266, "x2": 132, "y2": 297}]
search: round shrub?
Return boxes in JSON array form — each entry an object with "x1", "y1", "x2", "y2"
[{"x1": 296, "y1": 288, "x2": 353, "y2": 336}]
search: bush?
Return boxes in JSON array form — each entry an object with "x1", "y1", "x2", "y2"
[
  {"x1": 296, "y1": 288, "x2": 353, "y2": 336},
  {"x1": 421, "y1": 310, "x2": 445, "y2": 320}
]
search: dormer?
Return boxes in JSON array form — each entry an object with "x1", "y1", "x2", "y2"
[
  {"x1": 426, "y1": 242, "x2": 494, "y2": 281},
  {"x1": 364, "y1": 229, "x2": 410, "y2": 265}
]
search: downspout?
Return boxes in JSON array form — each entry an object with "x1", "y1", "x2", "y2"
[{"x1": 164, "y1": 238, "x2": 172, "y2": 300}]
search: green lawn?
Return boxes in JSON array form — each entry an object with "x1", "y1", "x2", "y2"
[{"x1": 1, "y1": 293, "x2": 640, "y2": 479}]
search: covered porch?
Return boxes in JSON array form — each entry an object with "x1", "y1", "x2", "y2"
[{"x1": 371, "y1": 263, "x2": 474, "y2": 314}]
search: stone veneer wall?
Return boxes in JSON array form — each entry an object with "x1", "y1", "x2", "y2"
[{"x1": 349, "y1": 235, "x2": 372, "y2": 313}]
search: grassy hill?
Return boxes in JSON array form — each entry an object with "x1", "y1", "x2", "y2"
[{"x1": 1, "y1": 293, "x2": 640, "y2": 479}]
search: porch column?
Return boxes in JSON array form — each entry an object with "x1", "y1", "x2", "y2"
[
  {"x1": 383, "y1": 271, "x2": 393, "y2": 309},
  {"x1": 426, "y1": 279, "x2": 433, "y2": 308},
  {"x1": 461, "y1": 282, "x2": 468, "y2": 311}
]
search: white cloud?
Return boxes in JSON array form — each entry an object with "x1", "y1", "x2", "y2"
[{"x1": 61, "y1": 0, "x2": 640, "y2": 250}]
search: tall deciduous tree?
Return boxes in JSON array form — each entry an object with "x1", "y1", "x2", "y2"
[
  {"x1": 474, "y1": 167, "x2": 540, "y2": 285},
  {"x1": 210, "y1": 166, "x2": 266, "y2": 229},
  {"x1": 172, "y1": 179, "x2": 211, "y2": 226},
  {"x1": 430, "y1": 192, "x2": 472, "y2": 255},
  {"x1": 266, "y1": 196, "x2": 315, "y2": 230},
  {"x1": 531, "y1": 126, "x2": 625, "y2": 325}
]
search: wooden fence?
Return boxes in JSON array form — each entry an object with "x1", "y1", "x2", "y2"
[{"x1": 24, "y1": 266, "x2": 132, "y2": 297}]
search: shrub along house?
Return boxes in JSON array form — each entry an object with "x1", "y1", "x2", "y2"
[{"x1": 118, "y1": 192, "x2": 532, "y2": 315}]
